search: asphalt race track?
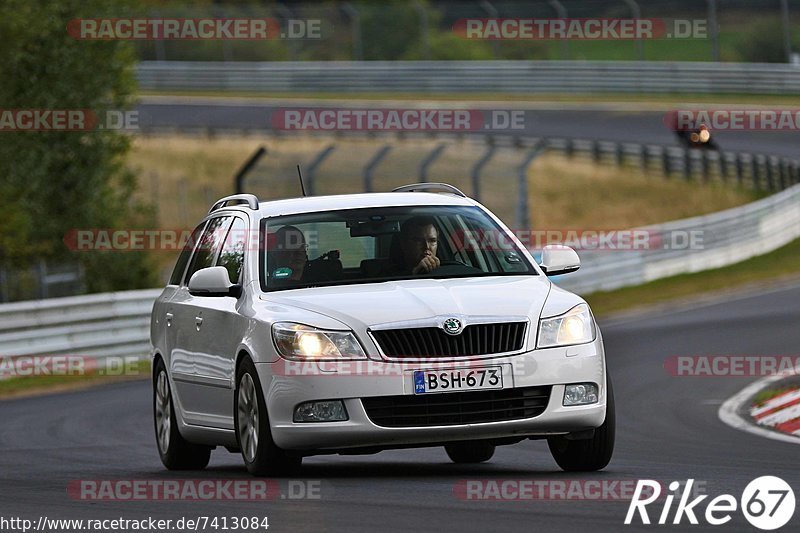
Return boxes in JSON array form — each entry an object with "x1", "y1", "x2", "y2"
[
  {"x1": 135, "y1": 100, "x2": 800, "y2": 159},
  {"x1": 2, "y1": 282, "x2": 799, "y2": 532}
]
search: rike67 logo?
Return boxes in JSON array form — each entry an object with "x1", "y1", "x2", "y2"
[{"x1": 625, "y1": 477, "x2": 795, "y2": 530}]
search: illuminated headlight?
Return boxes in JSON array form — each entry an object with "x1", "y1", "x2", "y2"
[
  {"x1": 563, "y1": 383, "x2": 599, "y2": 406},
  {"x1": 272, "y1": 322, "x2": 366, "y2": 360},
  {"x1": 537, "y1": 304, "x2": 596, "y2": 348},
  {"x1": 293, "y1": 400, "x2": 348, "y2": 422}
]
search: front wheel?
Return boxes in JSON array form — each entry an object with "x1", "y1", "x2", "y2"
[
  {"x1": 445, "y1": 441, "x2": 496, "y2": 463},
  {"x1": 235, "y1": 357, "x2": 302, "y2": 476},
  {"x1": 547, "y1": 376, "x2": 615, "y2": 472},
  {"x1": 153, "y1": 359, "x2": 212, "y2": 470}
]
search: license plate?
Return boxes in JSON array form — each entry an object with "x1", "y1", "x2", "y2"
[{"x1": 413, "y1": 366, "x2": 503, "y2": 394}]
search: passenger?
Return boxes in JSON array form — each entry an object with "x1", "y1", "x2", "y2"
[{"x1": 268, "y1": 225, "x2": 308, "y2": 282}]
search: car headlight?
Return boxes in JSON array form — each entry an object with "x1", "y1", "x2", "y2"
[
  {"x1": 272, "y1": 322, "x2": 367, "y2": 360},
  {"x1": 537, "y1": 304, "x2": 596, "y2": 348}
]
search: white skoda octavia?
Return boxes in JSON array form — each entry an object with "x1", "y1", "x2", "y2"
[{"x1": 150, "y1": 184, "x2": 614, "y2": 475}]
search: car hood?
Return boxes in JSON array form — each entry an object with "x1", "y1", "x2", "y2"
[{"x1": 261, "y1": 276, "x2": 551, "y2": 330}]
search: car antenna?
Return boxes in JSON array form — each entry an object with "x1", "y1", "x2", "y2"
[{"x1": 297, "y1": 164, "x2": 307, "y2": 197}]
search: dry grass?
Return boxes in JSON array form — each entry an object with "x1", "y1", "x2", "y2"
[
  {"x1": 129, "y1": 134, "x2": 266, "y2": 228},
  {"x1": 528, "y1": 154, "x2": 754, "y2": 230}
]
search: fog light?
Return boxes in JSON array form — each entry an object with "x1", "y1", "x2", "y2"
[
  {"x1": 563, "y1": 383, "x2": 598, "y2": 406},
  {"x1": 293, "y1": 400, "x2": 348, "y2": 422}
]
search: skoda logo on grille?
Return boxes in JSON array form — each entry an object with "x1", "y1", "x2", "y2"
[{"x1": 442, "y1": 318, "x2": 463, "y2": 336}]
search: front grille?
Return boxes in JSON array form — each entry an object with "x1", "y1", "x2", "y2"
[
  {"x1": 371, "y1": 322, "x2": 527, "y2": 358},
  {"x1": 362, "y1": 386, "x2": 551, "y2": 428}
]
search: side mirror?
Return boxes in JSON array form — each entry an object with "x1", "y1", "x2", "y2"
[
  {"x1": 539, "y1": 245, "x2": 580, "y2": 276},
  {"x1": 188, "y1": 267, "x2": 241, "y2": 297}
]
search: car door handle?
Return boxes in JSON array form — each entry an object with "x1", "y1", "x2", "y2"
[
  {"x1": 195, "y1": 316, "x2": 203, "y2": 329},
  {"x1": 165, "y1": 312, "x2": 173, "y2": 327}
]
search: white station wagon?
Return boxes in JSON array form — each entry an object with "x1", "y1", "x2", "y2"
[{"x1": 150, "y1": 184, "x2": 614, "y2": 475}]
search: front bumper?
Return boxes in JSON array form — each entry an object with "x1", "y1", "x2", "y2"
[{"x1": 256, "y1": 338, "x2": 607, "y2": 451}]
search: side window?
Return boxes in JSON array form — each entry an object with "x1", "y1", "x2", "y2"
[
  {"x1": 216, "y1": 217, "x2": 247, "y2": 283},
  {"x1": 169, "y1": 222, "x2": 206, "y2": 285},
  {"x1": 184, "y1": 216, "x2": 232, "y2": 285}
]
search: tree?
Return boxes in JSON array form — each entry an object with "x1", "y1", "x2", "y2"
[{"x1": 0, "y1": 0, "x2": 156, "y2": 295}]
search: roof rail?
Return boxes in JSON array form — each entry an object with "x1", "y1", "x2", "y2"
[
  {"x1": 208, "y1": 194, "x2": 260, "y2": 214},
  {"x1": 391, "y1": 183, "x2": 467, "y2": 197}
]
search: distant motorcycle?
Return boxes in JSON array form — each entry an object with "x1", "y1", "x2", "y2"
[{"x1": 675, "y1": 123, "x2": 717, "y2": 149}]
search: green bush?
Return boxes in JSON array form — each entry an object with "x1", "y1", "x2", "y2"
[{"x1": 732, "y1": 18, "x2": 793, "y2": 63}]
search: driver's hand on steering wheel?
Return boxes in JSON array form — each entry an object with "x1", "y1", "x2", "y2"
[{"x1": 411, "y1": 252, "x2": 440, "y2": 275}]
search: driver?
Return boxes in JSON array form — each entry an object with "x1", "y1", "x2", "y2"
[{"x1": 388, "y1": 216, "x2": 441, "y2": 275}]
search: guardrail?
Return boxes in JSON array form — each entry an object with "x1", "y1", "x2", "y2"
[
  {"x1": 554, "y1": 182, "x2": 800, "y2": 293},
  {"x1": 0, "y1": 289, "x2": 161, "y2": 372},
  {"x1": 136, "y1": 60, "x2": 800, "y2": 95},
  {"x1": 2, "y1": 181, "x2": 799, "y2": 364}
]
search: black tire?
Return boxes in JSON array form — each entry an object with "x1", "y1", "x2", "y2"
[
  {"x1": 548, "y1": 375, "x2": 616, "y2": 472},
  {"x1": 235, "y1": 357, "x2": 302, "y2": 476},
  {"x1": 445, "y1": 441, "x2": 496, "y2": 464},
  {"x1": 153, "y1": 358, "x2": 212, "y2": 470}
]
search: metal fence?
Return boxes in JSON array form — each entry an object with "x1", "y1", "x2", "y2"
[
  {"x1": 232, "y1": 132, "x2": 800, "y2": 231},
  {"x1": 136, "y1": 60, "x2": 800, "y2": 95}
]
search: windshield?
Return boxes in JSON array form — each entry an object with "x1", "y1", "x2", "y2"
[{"x1": 259, "y1": 205, "x2": 537, "y2": 292}]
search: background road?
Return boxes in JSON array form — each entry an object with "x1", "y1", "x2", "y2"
[
  {"x1": 2, "y1": 282, "x2": 799, "y2": 532},
  {"x1": 136, "y1": 100, "x2": 800, "y2": 158}
]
